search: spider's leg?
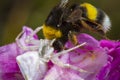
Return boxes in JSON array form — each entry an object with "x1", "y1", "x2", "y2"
[
  {"x1": 15, "y1": 31, "x2": 28, "y2": 50},
  {"x1": 54, "y1": 42, "x2": 86, "y2": 57},
  {"x1": 15, "y1": 29, "x2": 40, "y2": 51},
  {"x1": 51, "y1": 55, "x2": 88, "y2": 73},
  {"x1": 51, "y1": 42, "x2": 89, "y2": 73},
  {"x1": 25, "y1": 26, "x2": 43, "y2": 43}
]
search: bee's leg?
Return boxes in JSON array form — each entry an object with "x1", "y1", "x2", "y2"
[
  {"x1": 103, "y1": 35, "x2": 109, "y2": 40},
  {"x1": 81, "y1": 19, "x2": 110, "y2": 40},
  {"x1": 68, "y1": 31, "x2": 78, "y2": 45},
  {"x1": 52, "y1": 40, "x2": 64, "y2": 52},
  {"x1": 100, "y1": 34, "x2": 109, "y2": 40},
  {"x1": 96, "y1": 29, "x2": 109, "y2": 40},
  {"x1": 51, "y1": 42, "x2": 88, "y2": 73}
]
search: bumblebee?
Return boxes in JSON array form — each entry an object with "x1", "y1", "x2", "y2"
[{"x1": 42, "y1": 0, "x2": 111, "y2": 51}]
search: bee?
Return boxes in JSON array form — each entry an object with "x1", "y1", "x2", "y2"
[{"x1": 43, "y1": 0, "x2": 111, "y2": 51}]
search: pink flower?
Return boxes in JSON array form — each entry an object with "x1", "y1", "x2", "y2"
[
  {"x1": 43, "y1": 34, "x2": 108, "y2": 80},
  {"x1": 0, "y1": 26, "x2": 120, "y2": 80},
  {"x1": 97, "y1": 40, "x2": 120, "y2": 80},
  {"x1": 0, "y1": 26, "x2": 38, "y2": 80}
]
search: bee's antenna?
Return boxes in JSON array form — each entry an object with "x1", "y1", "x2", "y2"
[{"x1": 59, "y1": 0, "x2": 69, "y2": 7}]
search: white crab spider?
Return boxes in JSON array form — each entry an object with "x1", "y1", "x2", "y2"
[
  {"x1": 15, "y1": 26, "x2": 43, "y2": 51},
  {"x1": 16, "y1": 26, "x2": 88, "y2": 77}
]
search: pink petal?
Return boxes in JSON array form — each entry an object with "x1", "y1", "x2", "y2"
[
  {"x1": 44, "y1": 33, "x2": 108, "y2": 80},
  {"x1": 0, "y1": 26, "x2": 38, "y2": 80}
]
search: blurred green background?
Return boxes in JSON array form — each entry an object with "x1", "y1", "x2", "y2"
[{"x1": 0, "y1": 0, "x2": 120, "y2": 46}]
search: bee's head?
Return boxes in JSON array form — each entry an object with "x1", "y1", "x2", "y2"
[
  {"x1": 45, "y1": 6, "x2": 64, "y2": 28},
  {"x1": 43, "y1": 0, "x2": 69, "y2": 40},
  {"x1": 45, "y1": 0, "x2": 69, "y2": 28}
]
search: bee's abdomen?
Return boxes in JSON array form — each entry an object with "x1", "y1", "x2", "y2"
[
  {"x1": 80, "y1": 3, "x2": 98, "y2": 21},
  {"x1": 80, "y1": 3, "x2": 111, "y2": 33}
]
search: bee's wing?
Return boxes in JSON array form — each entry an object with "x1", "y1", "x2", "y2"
[{"x1": 66, "y1": 9, "x2": 82, "y2": 22}]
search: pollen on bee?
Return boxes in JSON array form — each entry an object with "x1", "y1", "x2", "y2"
[{"x1": 43, "y1": 24, "x2": 62, "y2": 39}]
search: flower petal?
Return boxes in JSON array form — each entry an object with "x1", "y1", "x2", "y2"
[
  {"x1": 44, "y1": 65, "x2": 84, "y2": 80},
  {"x1": 65, "y1": 33, "x2": 99, "y2": 51},
  {"x1": 0, "y1": 43, "x2": 24, "y2": 80},
  {"x1": 0, "y1": 26, "x2": 38, "y2": 80},
  {"x1": 100, "y1": 40, "x2": 116, "y2": 49},
  {"x1": 19, "y1": 26, "x2": 38, "y2": 47},
  {"x1": 99, "y1": 40, "x2": 120, "y2": 80},
  {"x1": 44, "y1": 33, "x2": 108, "y2": 80}
]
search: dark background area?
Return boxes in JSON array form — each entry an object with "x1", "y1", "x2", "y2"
[{"x1": 0, "y1": 0, "x2": 120, "y2": 46}]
